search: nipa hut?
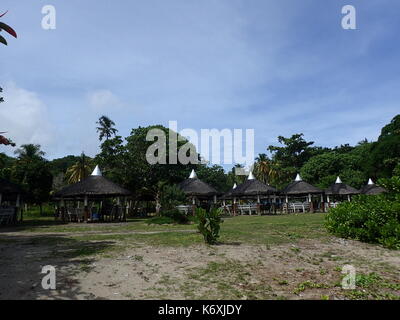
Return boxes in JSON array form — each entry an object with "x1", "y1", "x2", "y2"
[
  {"x1": 178, "y1": 170, "x2": 218, "y2": 214},
  {"x1": 54, "y1": 166, "x2": 131, "y2": 222},
  {"x1": 325, "y1": 176, "x2": 360, "y2": 203},
  {"x1": 230, "y1": 172, "x2": 278, "y2": 215},
  {"x1": 360, "y1": 178, "x2": 387, "y2": 195},
  {"x1": 281, "y1": 174, "x2": 324, "y2": 212},
  {"x1": 0, "y1": 178, "x2": 23, "y2": 225}
]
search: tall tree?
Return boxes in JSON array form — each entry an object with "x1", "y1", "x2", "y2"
[
  {"x1": 12, "y1": 144, "x2": 52, "y2": 215},
  {"x1": 254, "y1": 153, "x2": 280, "y2": 185},
  {"x1": 96, "y1": 115, "x2": 118, "y2": 141}
]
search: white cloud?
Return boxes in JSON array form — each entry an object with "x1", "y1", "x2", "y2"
[
  {"x1": 0, "y1": 82, "x2": 54, "y2": 150},
  {"x1": 87, "y1": 90, "x2": 123, "y2": 111}
]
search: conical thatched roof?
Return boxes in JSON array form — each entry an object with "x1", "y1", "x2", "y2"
[
  {"x1": 281, "y1": 174, "x2": 323, "y2": 195},
  {"x1": 178, "y1": 170, "x2": 218, "y2": 197},
  {"x1": 325, "y1": 177, "x2": 360, "y2": 195},
  {"x1": 220, "y1": 183, "x2": 237, "y2": 200},
  {"x1": 231, "y1": 172, "x2": 277, "y2": 197},
  {"x1": 360, "y1": 179, "x2": 387, "y2": 195},
  {"x1": 54, "y1": 166, "x2": 131, "y2": 198},
  {"x1": 0, "y1": 178, "x2": 22, "y2": 194}
]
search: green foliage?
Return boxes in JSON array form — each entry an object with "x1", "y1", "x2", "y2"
[
  {"x1": 161, "y1": 208, "x2": 189, "y2": 224},
  {"x1": 300, "y1": 151, "x2": 366, "y2": 188},
  {"x1": 147, "y1": 216, "x2": 176, "y2": 225},
  {"x1": 160, "y1": 184, "x2": 187, "y2": 211},
  {"x1": 325, "y1": 195, "x2": 400, "y2": 249},
  {"x1": 378, "y1": 176, "x2": 400, "y2": 194},
  {"x1": 196, "y1": 164, "x2": 230, "y2": 192},
  {"x1": 196, "y1": 208, "x2": 224, "y2": 245},
  {"x1": 268, "y1": 133, "x2": 327, "y2": 186}
]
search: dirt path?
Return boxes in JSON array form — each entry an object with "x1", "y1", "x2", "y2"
[{"x1": 0, "y1": 230, "x2": 399, "y2": 300}]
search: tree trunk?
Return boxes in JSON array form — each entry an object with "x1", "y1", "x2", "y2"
[
  {"x1": 155, "y1": 192, "x2": 161, "y2": 216},
  {"x1": 39, "y1": 203, "x2": 43, "y2": 216}
]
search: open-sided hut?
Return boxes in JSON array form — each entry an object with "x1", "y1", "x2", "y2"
[
  {"x1": 325, "y1": 176, "x2": 360, "y2": 204},
  {"x1": 0, "y1": 178, "x2": 23, "y2": 225},
  {"x1": 231, "y1": 172, "x2": 278, "y2": 215},
  {"x1": 360, "y1": 179, "x2": 387, "y2": 195},
  {"x1": 220, "y1": 183, "x2": 237, "y2": 201},
  {"x1": 178, "y1": 170, "x2": 218, "y2": 214},
  {"x1": 54, "y1": 166, "x2": 131, "y2": 222},
  {"x1": 281, "y1": 174, "x2": 323, "y2": 212}
]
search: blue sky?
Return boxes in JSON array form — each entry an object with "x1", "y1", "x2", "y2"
[{"x1": 1, "y1": 0, "x2": 399, "y2": 167}]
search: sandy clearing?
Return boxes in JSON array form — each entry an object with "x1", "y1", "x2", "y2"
[{"x1": 0, "y1": 232, "x2": 399, "y2": 300}]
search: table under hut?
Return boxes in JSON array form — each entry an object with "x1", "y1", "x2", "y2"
[
  {"x1": 177, "y1": 170, "x2": 219, "y2": 215},
  {"x1": 281, "y1": 174, "x2": 324, "y2": 213},
  {"x1": 53, "y1": 166, "x2": 131, "y2": 223},
  {"x1": 230, "y1": 172, "x2": 278, "y2": 215}
]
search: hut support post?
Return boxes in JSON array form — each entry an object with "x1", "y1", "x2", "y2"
[
  {"x1": 233, "y1": 197, "x2": 237, "y2": 216},
  {"x1": 15, "y1": 194, "x2": 20, "y2": 224},
  {"x1": 124, "y1": 197, "x2": 128, "y2": 222},
  {"x1": 327, "y1": 195, "x2": 330, "y2": 212},
  {"x1": 308, "y1": 194, "x2": 314, "y2": 213},
  {"x1": 84, "y1": 196, "x2": 89, "y2": 222},
  {"x1": 60, "y1": 198, "x2": 66, "y2": 223},
  {"x1": 347, "y1": 195, "x2": 351, "y2": 202},
  {"x1": 192, "y1": 197, "x2": 196, "y2": 216},
  {"x1": 257, "y1": 195, "x2": 261, "y2": 216},
  {"x1": 320, "y1": 194, "x2": 324, "y2": 213}
]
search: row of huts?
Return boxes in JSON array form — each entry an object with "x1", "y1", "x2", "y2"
[
  {"x1": 177, "y1": 170, "x2": 386, "y2": 215},
  {"x1": 0, "y1": 165, "x2": 387, "y2": 224}
]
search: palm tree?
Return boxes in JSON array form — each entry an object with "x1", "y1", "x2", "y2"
[
  {"x1": 65, "y1": 153, "x2": 92, "y2": 183},
  {"x1": 0, "y1": 11, "x2": 17, "y2": 46},
  {"x1": 254, "y1": 153, "x2": 279, "y2": 184},
  {"x1": 96, "y1": 116, "x2": 118, "y2": 141},
  {"x1": 14, "y1": 144, "x2": 45, "y2": 162}
]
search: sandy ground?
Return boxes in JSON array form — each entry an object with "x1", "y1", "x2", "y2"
[{"x1": 0, "y1": 231, "x2": 399, "y2": 300}]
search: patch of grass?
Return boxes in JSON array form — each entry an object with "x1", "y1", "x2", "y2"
[{"x1": 293, "y1": 281, "x2": 330, "y2": 295}]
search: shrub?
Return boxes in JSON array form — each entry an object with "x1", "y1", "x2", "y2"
[
  {"x1": 147, "y1": 216, "x2": 175, "y2": 225},
  {"x1": 161, "y1": 208, "x2": 189, "y2": 224},
  {"x1": 325, "y1": 194, "x2": 400, "y2": 249},
  {"x1": 196, "y1": 208, "x2": 224, "y2": 245}
]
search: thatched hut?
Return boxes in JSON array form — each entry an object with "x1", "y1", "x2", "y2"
[
  {"x1": 0, "y1": 178, "x2": 23, "y2": 225},
  {"x1": 54, "y1": 166, "x2": 131, "y2": 222},
  {"x1": 281, "y1": 174, "x2": 324, "y2": 212},
  {"x1": 360, "y1": 179, "x2": 387, "y2": 195},
  {"x1": 178, "y1": 170, "x2": 218, "y2": 214},
  {"x1": 220, "y1": 183, "x2": 237, "y2": 201},
  {"x1": 230, "y1": 172, "x2": 278, "y2": 215},
  {"x1": 325, "y1": 176, "x2": 360, "y2": 202}
]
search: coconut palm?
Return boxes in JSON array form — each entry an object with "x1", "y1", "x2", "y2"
[
  {"x1": 14, "y1": 144, "x2": 45, "y2": 162},
  {"x1": 65, "y1": 153, "x2": 92, "y2": 183},
  {"x1": 96, "y1": 115, "x2": 118, "y2": 141},
  {"x1": 254, "y1": 153, "x2": 279, "y2": 185}
]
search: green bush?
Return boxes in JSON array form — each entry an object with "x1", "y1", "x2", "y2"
[
  {"x1": 147, "y1": 216, "x2": 175, "y2": 225},
  {"x1": 196, "y1": 208, "x2": 224, "y2": 245},
  {"x1": 325, "y1": 194, "x2": 400, "y2": 249},
  {"x1": 162, "y1": 208, "x2": 189, "y2": 224}
]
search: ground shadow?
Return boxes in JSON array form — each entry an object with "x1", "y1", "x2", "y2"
[{"x1": 0, "y1": 233, "x2": 116, "y2": 300}]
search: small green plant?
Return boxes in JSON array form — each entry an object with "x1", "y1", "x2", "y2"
[{"x1": 196, "y1": 208, "x2": 223, "y2": 245}]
